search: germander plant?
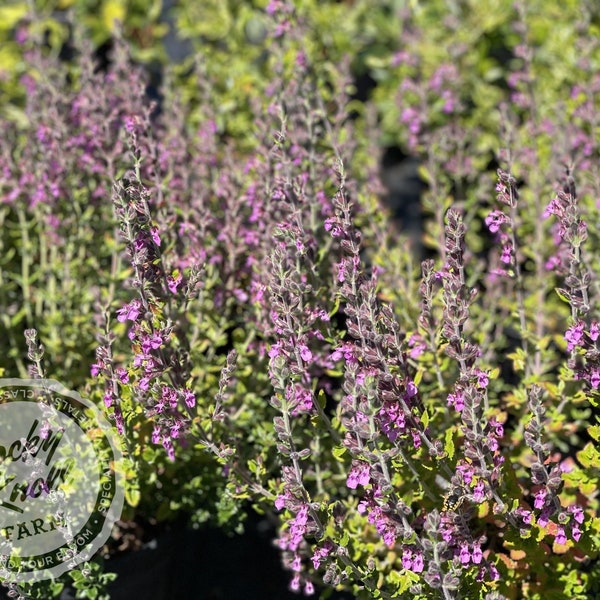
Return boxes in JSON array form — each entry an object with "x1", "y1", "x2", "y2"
[{"x1": 2, "y1": 1, "x2": 600, "y2": 599}]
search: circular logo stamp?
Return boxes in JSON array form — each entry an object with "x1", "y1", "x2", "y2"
[{"x1": 0, "y1": 379, "x2": 124, "y2": 583}]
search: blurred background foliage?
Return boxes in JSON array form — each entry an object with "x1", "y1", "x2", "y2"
[{"x1": 2, "y1": 0, "x2": 598, "y2": 146}]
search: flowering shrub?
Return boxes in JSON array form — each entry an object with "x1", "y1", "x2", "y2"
[{"x1": 2, "y1": 1, "x2": 600, "y2": 599}]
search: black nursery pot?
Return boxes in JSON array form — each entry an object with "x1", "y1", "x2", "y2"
[
  {"x1": 57, "y1": 513, "x2": 355, "y2": 600},
  {"x1": 103, "y1": 517, "x2": 302, "y2": 600},
  {"x1": 0, "y1": 515, "x2": 356, "y2": 599}
]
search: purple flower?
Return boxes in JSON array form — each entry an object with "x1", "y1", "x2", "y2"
[
  {"x1": 555, "y1": 527, "x2": 567, "y2": 545},
  {"x1": 569, "y1": 505, "x2": 585, "y2": 524},
  {"x1": 330, "y1": 343, "x2": 355, "y2": 363},
  {"x1": 290, "y1": 386, "x2": 313, "y2": 415},
  {"x1": 268, "y1": 341, "x2": 283, "y2": 359},
  {"x1": 116, "y1": 367, "x2": 129, "y2": 383},
  {"x1": 287, "y1": 505, "x2": 309, "y2": 551},
  {"x1": 162, "y1": 438, "x2": 175, "y2": 461},
  {"x1": 311, "y1": 543, "x2": 333, "y2": 569},
  {"x1": 161, "y1": 386, "x2": 177, "y2": 408},
  {"x1": 346, "y1": 461, "x2": 370, "y2": 489},
  {"x1": 412, "y1": 552, "x2": 424, "y2": 573},
  {"x1": 151, "y1": 426, "x2": 160, "y2": 445},
  {"x1": 471, "y1": 543, "x2": 483, "y2": 564},
  {"x1": 475, "y1": 370, "x2": 489, "y2": 388},
  {"x1": 485, "y1": 210, "x2": 509, "y2": 233},
  {"x1": 168, "y1": 271, "x2": 182, "y2": 293},
  {"x1": 91, "y1": 362, "x2": 103, "y2": 377},
  {"x1": 150, "y1": 227, "x2": 161, "y2": 246},
  {"x1": 447, "y1": 392, "x2": 464, "y2": 412},
  {"x1": 275, "y1": 490, "x2": 291, "y2": 511},
  {"x1": 457, "y1": 463, "x2": 475, "y2": 485},
  {"x1": 183, "y1": 389, "x2": 195, "y2": 408},
  {"x1": 473, "y1": 480, "x2": 485, "y2": 502},
  {"x1": 565, "y1": 321, "x2": 585, "y2": 351},
  {"x1": 402, "y1": 548, "x2": 413, "y2": 570},
  {"x1": 170, "y1": 421, "x2": 182, "y2": 439},
  {"x1": 299, "y1": 344, "x2": 313, "y2": 362},
  {"x1": 116, "y1": 299, "x2": 141, "y2": 323},
  {"x1": 591, "y1": 368, "x2": 600, "y2": 389},
  {"x1": 141, "y1": 332, "x2": 163, "y2": 353},
  {"x1": 534, "y1": 489, "x2": 548, "y2": 510},
  {"x1": 124, "y1": 115, "x2": 138, "y2": 133},
  {"x1": 537, "y1": 508, "x2": 551, "y2": 527},
  {"x1": 406, "y1": 380, "x2": 418, "y2": 397},
  {"x1": 459, "y1": 543, "x2": 470, "y2": 565}
]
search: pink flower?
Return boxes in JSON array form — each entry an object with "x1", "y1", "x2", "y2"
[{"x1": 330, "y1": 343, "x2": 355, "y2": 363}]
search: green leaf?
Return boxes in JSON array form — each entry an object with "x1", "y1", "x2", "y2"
[
  {"x1": 0, "y1": 5, "x2": 29, "y2": 30},
  {"x1": 555, "y1": 287, "x2": 572, "y2": 304},
  {"x1": 444, "y1": 427, "x2": 455, "y2": 460},
  {"x1": 576, "y1": 442, "x2": 600, "y2": 469},
  {"x1": 332, "y1": 446, "x2": 347, "y2": 461},
  {"x1": 317, "y1": 389, "x2": 327, "y2": 410}
]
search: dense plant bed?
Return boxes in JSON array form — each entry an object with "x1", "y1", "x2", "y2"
[{"x1": 1, "y1": 1, "x2": 600, "y2": 599}]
